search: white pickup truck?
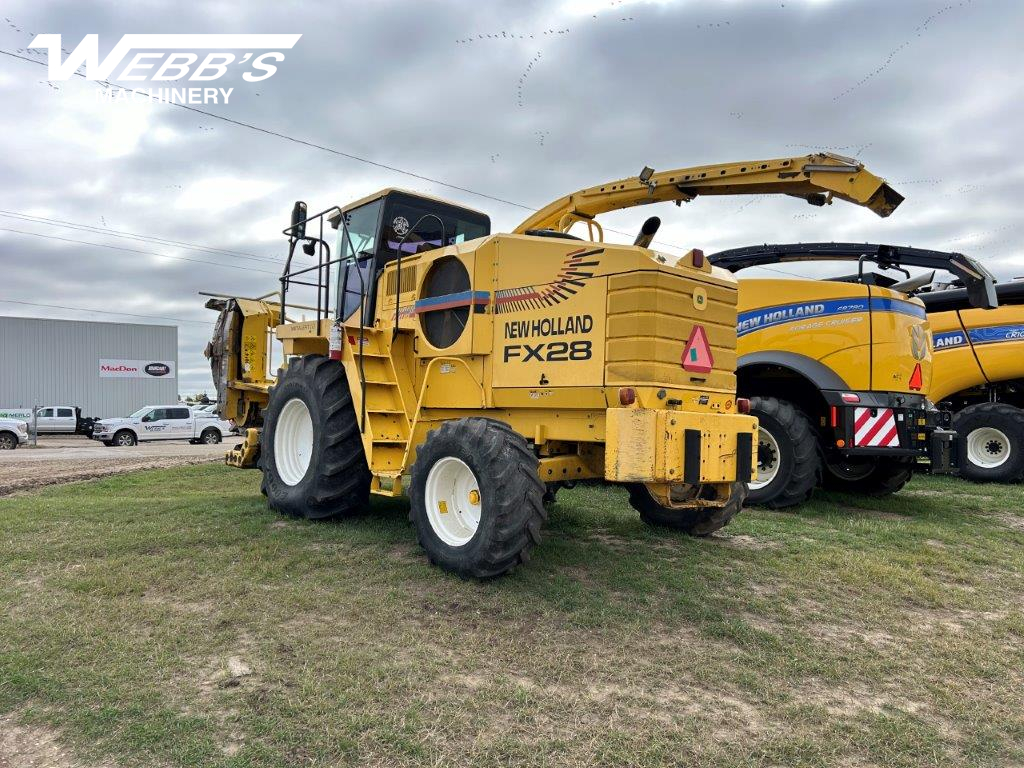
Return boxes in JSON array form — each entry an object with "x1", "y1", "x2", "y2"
[
  {"x1": 0, "y1": 418, "x2": 29, "y2": 449},
  {"x1": 0, "y1": 406, "x2": 86, "y2": 434},
  {"x1": 91, "y1": 405, "x2": 234, "y2": 447}
]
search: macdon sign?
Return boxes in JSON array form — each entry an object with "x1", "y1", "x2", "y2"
[{"x1": 98, "y1": 359, "x2": 176, "y2": 378}]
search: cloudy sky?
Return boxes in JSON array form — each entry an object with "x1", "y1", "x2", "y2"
[{"x1": 0, "y1": 0, "x2": 1020, "y2": 396}]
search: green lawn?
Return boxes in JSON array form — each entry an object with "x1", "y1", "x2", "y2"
[{"x1": 1, "y1": 467, "x2": 1022, "y2": 767}]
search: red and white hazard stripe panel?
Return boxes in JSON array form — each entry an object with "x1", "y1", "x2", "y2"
[{"x1": 853, "y1": 407, "x2": 901, "y2": 447}]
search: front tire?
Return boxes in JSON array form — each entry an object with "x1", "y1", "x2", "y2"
[
  {"x1": 0, "y1": 432, "x2": 17, "y2": 450},
  {"x1": 822, "y1": 456, "x2": 914, "y2": 496},
  {"x1": 746, "y1": 397, "x2": 821, "y2": 508},
  {"x1": 409, "y1": 418, "x2": 546, "y2": 579},
  {"x1": 260, "y1": 354, "x2": 371, "y2": 520},
  {"x1": 113, "y1": 430, "x2": 137, "y2": 447},
  {"x1": 953, "y1": 403, "x2": 1024, "y2": 483},
  {"x1": 628, "y1": 481, "x2": 747, "y2": 535}
]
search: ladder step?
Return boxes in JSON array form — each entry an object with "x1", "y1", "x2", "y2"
[
  {"x1": 363, "y1": 379, "x2": 399, "y2": 386},
  {"x1": 369, "y1": 408, "x2": 405, "y2": 414},
  {"x1": 372, "y1": 438, "x2": 408, "y2": 445}
]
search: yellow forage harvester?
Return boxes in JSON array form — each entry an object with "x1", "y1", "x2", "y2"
[{"x1": 205, "y1": 153, "x2": 903, "y2": 578}]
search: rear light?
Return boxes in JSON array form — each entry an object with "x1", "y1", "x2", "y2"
[
  {"x1": 618, "y1": 387, "x2": 636, "y2": 406},
  {"x1": 691, "y1": 248, "x2": 705, "y2": 268},
  {"x1": 736, "y1": 397, "x2": 751, "y2": 414},
  {"x1": 836, "y1": 439, "x2": 846, "y2": 448},
  {"x1": 830, "y1": 405, "x2": 838, "y2": 427},
  {"x1": 841, "y1": 393, "x2": 860, "y2": 403}
]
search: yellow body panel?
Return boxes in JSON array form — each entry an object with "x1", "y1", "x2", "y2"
[
  {"x1": 736, "y1": 279, "x2": 930, "y2": 395},
  {"x1": 929, "y1": 305, "x2": 1024, "y2": 402},
  {"x1": 605, "y1": 408, "x2": 757, "y2": 484}
]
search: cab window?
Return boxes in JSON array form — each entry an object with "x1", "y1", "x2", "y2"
[
  {"x1": 170, "y1": 408, "x2": 191, "y2": 420},
  {"x1": 57, "y1": 408, "x2": 74, "y2": 418},
  {"x1": 378, "y1": 195, "x2": 489, "y2": 260},
  {"x1": 38, "y1": 408, "x2": 54, "y2": 418},
  {"x1": 336, "y1": 200, "x2": 383, "y2": 321},
  {"x1": 146, "y1": 409, "x2": 167, "y2": 422}
]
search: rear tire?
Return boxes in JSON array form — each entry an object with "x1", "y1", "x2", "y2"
[
  {"x1": 409, "y1": 418, "x2": 546, "y2": 579},
  {"x1": 0, "y1": 431, "x2": 17, "y2": 450},
  {"x1": 746, "y1": 397, "x2": 821, "y2": 508},
  {"x1": 953, "y1": 403, "x2": 1024, "y2": 483},
  {"x1": 260, "y1": 354, "x2": 371, "y2": 520},
  {"x1": 822, "y1": 456, "x2": 914, "y2": 496},
  {"x1": 628, "y1": 481, "x2": 747, "y2": 536},
  {"x1": 200, "y1": 428, "x2": 222, "y2": 445}
]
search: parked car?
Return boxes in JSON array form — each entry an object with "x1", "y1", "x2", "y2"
[
  {"x1": 0, "y1": 418, "x2": 29, "y2": 449},
  {"x1": 91, "y1": 405, "x2": 234, "y2": 447},
  {"x1": 0, "y1": 405, "x2": 97, "y2": 435}
]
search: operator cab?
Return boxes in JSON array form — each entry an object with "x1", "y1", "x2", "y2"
[{"x1": 328, "y1": 189, "x2": 490, "y2": 323}]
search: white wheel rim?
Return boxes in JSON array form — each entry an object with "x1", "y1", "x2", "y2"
[
  {"x1": 424, "y1": 457, "x2": 482, "y2": 547},
  {"x1": 751, "y1": 426, "x2": 781, "y2": 490},
  {"x1": 275, "y1": 398, "x2": 314, "y2": 486},
  {"x1": 966, "y1": 426, "x2": 1011, "y2": 469}
]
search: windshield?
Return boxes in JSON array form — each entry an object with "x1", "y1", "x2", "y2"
[{"x1": 128, "y1": 407, "x2": 150, "y2": 419}]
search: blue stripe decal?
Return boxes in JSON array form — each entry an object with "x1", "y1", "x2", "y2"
[
  {"x1": 933, "y1": 324, "x2": 1024, "y2": 351},
  {"x1": 933, "y1": 330, "x2": 968, "y2": 349},
  {"x1": 736, "y1": 296, "x2": 925, "y2": 337},
  {"x1": 413, "y1": 290, "x2": 490, "y2": 310}
]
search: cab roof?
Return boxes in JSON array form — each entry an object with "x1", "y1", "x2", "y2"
[{"x1": 327, "y1": 187, "x2": 488, "y2": 227}]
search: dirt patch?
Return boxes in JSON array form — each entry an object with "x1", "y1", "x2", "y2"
[
  {"x1": 710, "y1": 532, "x2": 780, "y2": 550},
  {"x1": 0, "y1": 714, "x2": 113, "y2": 768},
  {"x1": 989, "y1": 512, "x2": 1024, "y2": 532},
  {"x1": 795, "y1": 681, "x2": 927, "y2": 717},
  {"x1": 0, "y1": 457, "x2": 220, "y2": 497}
]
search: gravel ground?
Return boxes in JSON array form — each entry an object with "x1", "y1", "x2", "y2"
[{"x1": 0, "y1": 435, "x2": 230, "y2": 496}]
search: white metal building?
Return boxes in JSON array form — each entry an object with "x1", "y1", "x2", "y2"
[{"x1": 0, "y1": 316, "x2": 178, "y2": 419}]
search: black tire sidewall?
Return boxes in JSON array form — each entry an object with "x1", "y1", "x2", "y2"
[
  {"x1": 956, "y1": 406, "x2": 1024, "y2": 482},
  {"x1": 0, "y1": 432, "x2": 16, "y2": 449},
  {"x1": 747, "y1": 407, "x2": 797, "y2": 505},
  {"x1": 114, "y1": 430, "x2": 136, "y2": 447},
  {"x1": 201, "y1": 428, "x2": 221, "y2": 444},
  {"x1": 410, "y1": 429, "x2": 501, "y2": 571},
  {"x1": 261, "y1": 374, "x2": 323, "y2": 514}
]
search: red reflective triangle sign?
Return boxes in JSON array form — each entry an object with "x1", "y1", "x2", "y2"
[
  {"x1": 908, "y1": 362, "x2": 923, "y2": 391},
  {"x1": 682, "y1": 325, "x2": 714, "y2": 373}
]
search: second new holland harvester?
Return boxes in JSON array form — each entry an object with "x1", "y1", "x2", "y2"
[
  {"x1": 207, "y1": 154, "x2": 904, "y2": 577},
  {"x1": 707, "y1": 243, "x2": 996, "y2": 509}
]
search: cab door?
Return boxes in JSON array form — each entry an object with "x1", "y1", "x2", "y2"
[
  {"x1": 34, "y1": 407, "x2": 55, "y2": 433},
  {"x1": 139, "y1": 408, "x2": 171, "y2": 440},
  {"x1": 167, "y1": 407, "x2": 194, "y2": 440},
  {"x1": 55, "y1": 407, "x2": 77, "y2": 433}
]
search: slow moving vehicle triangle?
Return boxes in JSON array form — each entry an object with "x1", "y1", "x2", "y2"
[{"x1": 682, "y1": 325, "x2": 714, "y2": 373}]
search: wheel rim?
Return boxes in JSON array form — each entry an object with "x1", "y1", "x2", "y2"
[
  {"x1": 275, "y1": 398, "x2": 314, "y2": 486},
  {"x1": 0, "y1": 435, "x2": 13, "y2": 449},
  {"x1": 117, "y1": 433, "x2": 134, "y2": 446},
  {"x1": 750, "y1": 426, "x2": 781, "y2": 490},
  {"x1": 966, "y1": 426, "x2": 1011, "y2": 469},
  {"x1": 203, "y1": 431, "x2": 218, "y2": 444},
  {"x1": 424, "y1": 457, "x2": 481, "y2": 547}
]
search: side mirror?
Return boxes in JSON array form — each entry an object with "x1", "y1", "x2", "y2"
[{"x1": 291, "y1": 200, "x2": 308, "y2": 240}]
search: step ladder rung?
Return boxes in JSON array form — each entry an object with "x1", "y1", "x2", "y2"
[
  {"x1": 372, "y1": 438, "x2": 408, "y2": 445},
  {"x1": 368, "y1": 408, "x2": 405, "y2": 415}
]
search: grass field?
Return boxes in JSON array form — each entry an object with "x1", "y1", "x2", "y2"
[{"x1": 1, "y1": 466, "x2": 1023, "y2": 767}]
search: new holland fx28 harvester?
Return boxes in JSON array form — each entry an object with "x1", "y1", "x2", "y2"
[{"x1": 206, "y1": 154, "x2": 905, "y2": 577}]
